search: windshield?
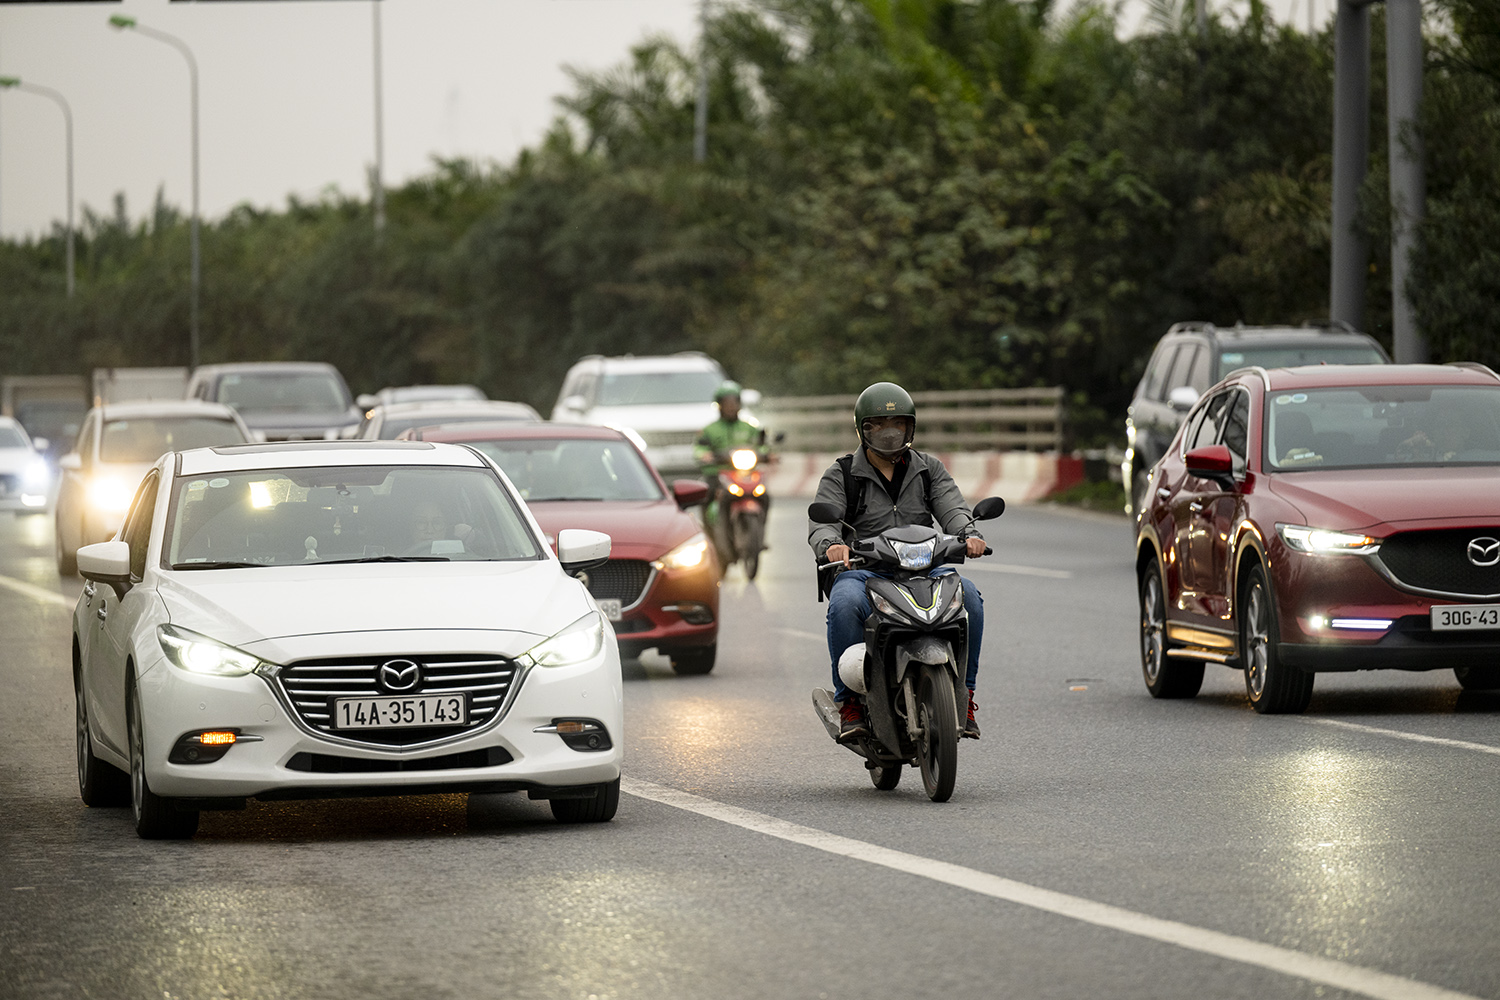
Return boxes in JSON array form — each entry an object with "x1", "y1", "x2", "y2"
[
  {"x1": 1265, "y1": 385, "x2": 1500, "y2": 470},
  {"x1": 165, "y1": 465, "x2": 542, "y2": 568},
  {"x1": 595, "y1": 371, "x2": 722, "y2": 407},
  {"x1": 1218, "y1": 345, "x2": 1385, "y2": 380},
  {"x1": 15, "y1": 400, "x2": 86, "y2": 440},
  {"x1": 0, "y1": 426, "x2": 29, "y2": 449},
  {"x1": 381, "y1": 411, "x2": 532, "y2": 440},
  {"x1": 471, "y1": 438, "x2": 663, "y2": 502},
  {"x1": 216, "y1": 372, "x2": 350, "y2": 413},
  {"x1": 101, "y1": 418, "x2": 246, "y2": 463}
]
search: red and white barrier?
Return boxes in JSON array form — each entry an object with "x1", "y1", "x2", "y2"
[{"x1": 764, "y1": 452, "x2": 1084, "y2": 503}]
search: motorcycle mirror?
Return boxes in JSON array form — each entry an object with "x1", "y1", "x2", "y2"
[
  {"x1": 808, "y1": 501, "x2": 843, "y2": 524},
  {"x1": 973, "y1": 497, "x2": 1005, "y2": 520}
]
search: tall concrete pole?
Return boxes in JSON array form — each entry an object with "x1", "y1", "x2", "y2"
[
  {"x1": 693, "y1": 0, "x2": 708, "y2": 163},
  {"x1": 0, "y1": 78, "x2": 73, "y2": 297},
  {"x1": 1330, "y1": 0, "x2": 1371, "y2": 330},
  {"x1": 1386, "y1": 0, "x2": 1426, "y2": 362}
]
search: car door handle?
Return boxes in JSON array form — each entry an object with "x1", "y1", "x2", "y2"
[
  {"x1": 1156, "y1": 488, "x2": 1171, "y2": 499},
  {"x1": 96, "y1": 602, "x2": 107, "y2": 622},
  {"x1": 82, "y1": 582, "x2": 96, "y2": 601},
  {"x1": 1189, "y1": 500, "x2": 1206, "y2": 512}
]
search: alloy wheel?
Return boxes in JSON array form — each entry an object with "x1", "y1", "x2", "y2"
[
  {"x1": 1141, "y1": 573, "x2": 1165, "y2": 685},
  {"x1": 1244, "y1": 582, "x2": 1270, "y2": 698}
]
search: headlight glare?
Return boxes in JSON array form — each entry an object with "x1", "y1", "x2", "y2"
[
  {"x1": 730, "y1": 449, "x2": 758, "y2": 471},
  {"x1": 522, "y1": 612, "x2": 606, "y2": 668},
  {"x1": 653, "y1": 534, "x2": 709, "y2": 571},
  {"x1": 88, "y1": 476, "x2": 134, "y2": 514},
  {"x1": 1277, "y1": 523, "x2": 1379, "y2": 554},
  {"x1": 157, "y1": 625, "x2": 263, "y2": 677}
]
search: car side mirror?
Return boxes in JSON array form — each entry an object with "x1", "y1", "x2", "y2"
[
  {"x1": 1168, "y1": 386, "x2": 1200, "y2": 413},
  {"x1": 356, "y1": 394, "x2": 378, "y2": 410},
  {"x1": 58, "y1": 452, "x2": 83, "y2": 472},
  {"x1": 78, "y1": 540, "x2": 132, "y2": 598},
  {"x1": 808, "y1": 501, "x2": 843, "y2": 524},
  {"x1": 31, "y1": 437, "x2": 49, "y2": 453},
  {"x1": 1185, "y1": 444, "x2": 1236, "y2": 485},
  {"x1": 558, "y1": 528, "x2": 610, "y2": 574},
  {"x1": 973, "y1": 497, "x2": 1006, "y2": 520},
  {"x1": 672, "y1": 480, "x2": 710, "y2": 508},
  {"x1": 561, "y1": 394, "x2": 588, "y2": 414},
  {"x1": 740, "y1": 388, "x2": 763, "y2": 407}
]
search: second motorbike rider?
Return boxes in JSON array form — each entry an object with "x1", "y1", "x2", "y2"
[
  {"x1": 808, "y1": 382, "x2": 988, "y2": 741},
  {"x1": 694, "y1": 381, "x2": 769, "y2": 560}
]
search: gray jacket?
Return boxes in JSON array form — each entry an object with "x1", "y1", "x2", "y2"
[{"x1": 807, "y1": 447, "x2": 982, "y2": 562}]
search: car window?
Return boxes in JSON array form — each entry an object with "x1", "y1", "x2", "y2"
[
  {"x1": 1217, "y1": 343, "x2": 1386, "y2": 380},
  {"x1": 1265, "y1": 384, "x2": 1500, "y2": 470},
  {"x1": 1221, "y1": 389, "x2": 1250, "y2": 474},
  {"x1": 1185, "y1": 392, "x2": 1231, "y2": 454},
  {"x1": 75, "y1": 413, "x2": 97, "y2": 465},
  {"x1": 1164, "y1": 344, "x2": 1199, "y2": 393},
  {"x1": 1141, "y1": 344, "x2": 1176, "y2": 402},
  {"x1": 215, "y1": 372, "x2": 350, "y2": 413},
  {"x1": 165, "y1": 465, "x2": 543, "y2": 568},
  {"x1": 100, "y1": 417, "x2": 247, "y2": 463},
  {"x1": 595, "y1": 371, "x2": 722, "y2": 407},
  {"x1": 123, "y1": 473, "x2": 161, "y2": 579},
  {"x1": 472, "y1": 438, "x2": 664, "y2": 502},
  {"x1": 0, "y1": 425, "x2": 27, "y2": 448},
  {"x1": 1186, "y1": 346, "x2": 1213, "y2": 393}
]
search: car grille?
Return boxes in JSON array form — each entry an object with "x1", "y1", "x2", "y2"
[
  {"x1": 581, "y1": 559, "x2": 653, "y2": 606},
  {"x1": 639, "y1": 430, "x2": 698, "y2": 448},
  {"x1": 1378, "y1": 529, "x2": 1500, "y2": 597},
  {"x1": 276, "y1": 653, "x2": 520, "y2": 748}
]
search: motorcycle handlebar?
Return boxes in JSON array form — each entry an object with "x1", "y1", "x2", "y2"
[{"x1": 818, "y1": 546, "x2": 990, "y2": 571}]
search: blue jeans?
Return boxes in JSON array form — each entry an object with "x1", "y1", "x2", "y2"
[{"x1": 826, "y1": 568, "x2": 983, "y2": 702}]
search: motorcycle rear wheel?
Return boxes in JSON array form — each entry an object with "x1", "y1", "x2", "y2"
[
  {"x1": 916, "y1": 667, "x2": 958, "y2": 802},
  {"x1": 869, "y1": 763, "x2": 901, "y2": 791}
]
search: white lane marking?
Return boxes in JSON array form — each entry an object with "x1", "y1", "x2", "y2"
[
  {"x1": 1305, "y1": 717, "x2": 1500, "y2": 757},
  {"x1": 964, "y1": 561, "x2": 1073, "y2": 579},
  {"x1": 622, "y1": 777, "x2": 1480, "y2": 1000},
  {"x1": 776, "y1": 628, "x2": 825, "y2": 644},
  {"x1": 0, "y1": 573, "x2": 74, "y2": 610}
]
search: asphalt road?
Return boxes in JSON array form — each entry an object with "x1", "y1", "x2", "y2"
[{"x1": 2, "y1": 500, "x2": 1498, "y2": 1000}]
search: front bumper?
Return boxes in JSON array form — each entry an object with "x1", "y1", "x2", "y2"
[
  {"x1": 136, "y1": 644, "x2": 623, "y2": 801},
  {"x1": 1281, "y1": 616, "x2": 1500, "y2": 672},
  {"x1": 611, "y1": 562, "x2": 719, "y2": 657}
]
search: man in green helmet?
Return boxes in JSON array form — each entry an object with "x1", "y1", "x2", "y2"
[
  {"x1": 695, "y1": 381, "x2": 768, "y2": 559},
  {"x1": 807, "y1": 381, "x2": 988, "y2": 740}
]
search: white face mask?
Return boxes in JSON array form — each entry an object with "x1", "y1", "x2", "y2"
[{"x1": 865, "y1": 423, "x2": 908, "y2": 456}]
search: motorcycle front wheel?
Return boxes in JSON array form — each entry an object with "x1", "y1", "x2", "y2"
[
  {"x1": 915, "y1": 666, "x2": 958, "y2": 802},
  {"x1": 736, "y1": 513, "x2": 764, "y2": 580}
]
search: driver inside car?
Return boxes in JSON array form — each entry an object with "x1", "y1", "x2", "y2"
[{"x1": 807, "y1": 381, "x2": 988, "y2": 742}]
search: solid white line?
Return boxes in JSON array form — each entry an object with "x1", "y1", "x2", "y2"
[
  {"x1": 621, "y1": 777, "x2": 1480, "y2": 1000},
  {"x1": 964, "y1": 562, "x2": 1073, "y2": 579},
  {"x1": 0, "y1": 573, "x2": 74, "y2": 610},
  {"x1": 1304, "y1": 717, "x2": 1500, "y2": 757}
]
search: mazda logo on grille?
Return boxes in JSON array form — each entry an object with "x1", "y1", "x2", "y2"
[
  {"x1": 378, "y1": 659, "x2": 421, "y2": 693},
  {"x1": 1468, "y1": 537, "x2": 1500, "y2": 568}
]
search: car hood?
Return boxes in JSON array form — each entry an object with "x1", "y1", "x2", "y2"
[
  {"x1": 526, "y1": 499, "x2": 697, "y2": 561},
  {"x1": 574, "y1": 402, "x2": 719, "y2": 432},
  {"x1": 156, "y1": 560, "x2": 591, "y2": 652},
  {"x1": 1267, "y1": 466, "x2": 1500, "y2": 533},
  {"x1": 238, "y1": 409, "x2": 360, "y2": 432}
]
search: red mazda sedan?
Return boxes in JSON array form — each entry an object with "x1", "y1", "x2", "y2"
[
  {"x1": 404, "y1": 422, "x2": 722, "y2": 674},
  {"x1": 1136, "y1": 362, "x2": 1500, "y2": 713}
]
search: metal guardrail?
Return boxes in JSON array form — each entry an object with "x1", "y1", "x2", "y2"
[{"x1": 756, "y1": 387, "x2": 1064, "y2": 452}]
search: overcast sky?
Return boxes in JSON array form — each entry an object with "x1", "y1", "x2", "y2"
[{"x1": 0, "y1": 0, "x2": 1324, "y2": 241}]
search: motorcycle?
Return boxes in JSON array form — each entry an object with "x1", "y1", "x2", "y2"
[
  {"x1": 807, "y1": 496, "x2": 1005, "y2": 802},
  {"x1": 704, "y1": 446, "x2": 772, "y2": 580}
]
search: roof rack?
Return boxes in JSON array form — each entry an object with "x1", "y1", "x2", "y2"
[
  {"x1": 1166, "y1": 321, "x2": 1217, "y2": 335},
  {"x1": 1446, "y1": 361, "x2": 1500, "y2": 380}
]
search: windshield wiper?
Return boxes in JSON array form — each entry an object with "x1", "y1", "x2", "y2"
[
  {"x1": 316, "y1": 555, "x2": 451, "y2": 564},
  {"x1": 170, "y1": 561, "x2": 269, "y2": 571}
]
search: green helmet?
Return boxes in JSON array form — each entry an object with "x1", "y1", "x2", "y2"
[
  {"x1": 854, "y1": 381, "x2": 916, "y2": 456},
  {"x1": 713, "y1": 380, "x2": 743, "y2": 404}
]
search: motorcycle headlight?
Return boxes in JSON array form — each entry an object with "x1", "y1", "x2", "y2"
[
  {"x1": 158, "y1": 625, "x2": 270, "y2": 677},
  {"x1": 891, "y1": 539, "x2": 935, "y2": 571},
  {"x1": 653, "y1": 534, "x2": 709, "y2": 571},
  {"x1": 88, "y1": 475, "x2": 135, "y2": 514},
  {"x1": 730, "y1": 449, "x2": 758, "y2": 471},
  {"x1": 1276, "y1": 524, "x2": 1380, "y2": 555},
  {"x1": 520, "y1": 612, "x2": 606, "y2": 668}
]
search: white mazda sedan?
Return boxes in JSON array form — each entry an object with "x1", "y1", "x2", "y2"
[{"x1": 72, "y1": 441, "x2": 622, "y2": 839}]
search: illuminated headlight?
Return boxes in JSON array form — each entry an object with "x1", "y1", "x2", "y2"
[
  {"x1": 730, "y1": 449, "x2": 758, "y2": 471},
  {"x1": 1277, "y1": 524, "x2": 1379, "y2": 554},
  {"x1": 653, "y1": 534, "x2": 709, "y2": 571},
  {"x1": 520, "y1": 612, "x2": 606, "y2": 668},
  {"x1": 892, "y1": 539, "x2": 935, "y2": 571},
  {"x1": 158, "y1": 625, "x2": 270, "y2": 677},
  {"x1": 871, "y1": 591, "x2": 912, "y2": 622},
  {"x1": 22, "y1": 459, "x2": 49, "y2": 487},
  {"x1": 726, "y1": 482, "x2": 745, "y2": 497},
  {"x1": 87, "y1": 476, "x2": 134, "y2": 514},
  {"x1": 752, "y1": 483, "x2": 765, "y2": 497}
]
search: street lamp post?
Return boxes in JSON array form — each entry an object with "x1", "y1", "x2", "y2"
[
  {"x1": 0, "y1": 77, "x2": 73, "y2": 297},
  {"x1": 108, "y1": 14, "x2": 200, "y2": 370}
]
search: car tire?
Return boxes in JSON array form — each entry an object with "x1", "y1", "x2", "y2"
[
  {"x1": 1139, "y1": 560, "x2": 1204, "y2": 698},
  {"x1": 1454, "y1": 666, "x2": 1500, "y2": 691},
  {"x1": 1239, "y1": 563, "x2": 1314, "y2": 714},
  {"x1": 56, "y1": 522, "x2": 76, "y2": 577},
  {"x1": 550, "y1": 777, "x2": 620, "y2": 823},
  {"x1": 670, "y1": 644, "x2": 716, "y2": 676},
  {"x1": 128, "y1": 682, "x2": 199, "y2": 840},
  {"x1": 76, "y1": 674, "x2": 128, "y2": 807}
]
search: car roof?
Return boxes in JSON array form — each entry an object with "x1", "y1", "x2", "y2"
[
  {"x1": 1252, "y1": 363, "x2": 1500, "y2": 391},
  {"x1": 569, "y1": 353, "x2": 723, "y2": 375},
  {"x1": 97, "y1": 400, "x2": 240, "y2": 420},
  {"x1": 193, "y1": 362, "x2": 342, "y2": 376},
  {"x1": 177, "y1": 440, "x2": 485, "y2": 476},
  {"x1": 376, "y1": 400, "x2": 540, "y2": 418},
  {"x1": 413, "y1": 422, "x2": 626, "y2": 443}
]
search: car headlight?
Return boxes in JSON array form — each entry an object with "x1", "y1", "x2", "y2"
[
  {"x1": 653, "y1": 534, "x2": 709, "y2": 572},
  {"x1": 88, "y1": 475, "x2": 135, "y2": 514},
  {"x1": 730, "y1": 449, "x2": 758, "y2": 471},
  {"x1": 22, "y1": 459, "x2": 49, "y2": 487},
  {"x1": 520, "y1": 612, "x2": 606, "y2": 668},
  {"x1": 158, "y1": 625, "x2": 270, "y2": 677},
  {"x1": 891, "y1": 538, "x2": 935, "y2": 571},
  {"x1": 1276, "y1": 523, "x2": 1380, "y2": 554}
]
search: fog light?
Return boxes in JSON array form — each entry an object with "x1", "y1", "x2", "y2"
[
  {"x1": 663, "y1": 602, "x2": 714, "y2": 625},
  {"x1": 168, "y1": 729, "x2": 259, "y2": 764},
  {"x1": 534, "y1": 719, "x2": 612, "y2": 752},
  {"x1": 1330, "y1": 617, "x2": 1393, "y2": 631}
]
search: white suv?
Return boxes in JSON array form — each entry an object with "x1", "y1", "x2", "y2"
[{"x1": 551, "y1": 353, "x2": 754, "y2": 478}]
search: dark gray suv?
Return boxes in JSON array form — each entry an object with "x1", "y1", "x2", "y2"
[{"x1": 1121, "y1": 322, "x2": 1389, "y2": 524}]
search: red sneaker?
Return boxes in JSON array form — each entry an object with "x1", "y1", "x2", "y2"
[
  {"x1": 963, "y1": 693, "x2": 981, "y2": 740},
  {"x1": 838, "y1": 700, "x2": 869, "y2": 742}
]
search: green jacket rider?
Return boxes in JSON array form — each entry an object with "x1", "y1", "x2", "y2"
[{"x1": 693, "y1": 381, "x2": 766, "y2": 477}]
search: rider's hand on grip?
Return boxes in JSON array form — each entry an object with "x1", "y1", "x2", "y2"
[
  {"x1": 964, "y1": 537, "x2": 987, "y2": 559},
  {"x1": 825, "y1": 544, "x2": 852, "y2": 568}
]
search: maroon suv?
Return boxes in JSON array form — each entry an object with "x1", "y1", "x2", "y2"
[{"x1": 1136, "y1": 363, "x2": 1500, "y2": 713}]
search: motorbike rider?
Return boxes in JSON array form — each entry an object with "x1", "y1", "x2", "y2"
[
  {"x1": 694, "y1": 381, "x2": 769, "y2": 549},
  {"x1": 808, "y1": 382, "x2": 987, "y2": 741}
]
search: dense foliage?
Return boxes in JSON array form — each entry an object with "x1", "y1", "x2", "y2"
[{"x1": 1, "y1": 0, "x2": 1496, "y2": 445}]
